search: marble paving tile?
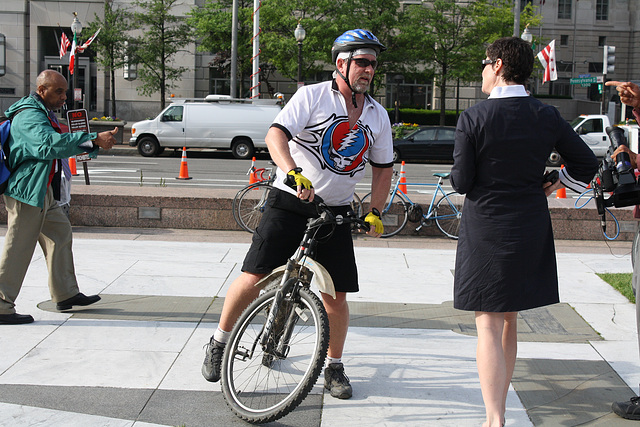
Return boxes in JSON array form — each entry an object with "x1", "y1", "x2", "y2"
[
  {"x1": 572, "y1": 302, "x2": 637, "y2": 341},
  {"x1": 590, "y1": 340, "x2": 640, "y2": 392},
  {"x1": 0, "y1": 402, "x2": 149, "y2": 427},
  {"x1": 558, "y1": 271, "x2": 631, "y2": 304},
  {"x1": 103, "y1": 275, "x2": 225, "y2": 298},
  {"x1": 36, "y1": 319, "x2": 197, "y2": 353},
  {"x1": 159, "y1": 323, "x2": 219, "y2": 392},
  {"x1": 322, "y1": 327, "x2": 531, "y2": 427},
  {"x1": 0, "y1": 347, "x2": 178, "y2": 389}
]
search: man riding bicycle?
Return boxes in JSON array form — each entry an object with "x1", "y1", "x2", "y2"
[{"x1": 202, "y1": 29, "x2": 394, "y2": 399}]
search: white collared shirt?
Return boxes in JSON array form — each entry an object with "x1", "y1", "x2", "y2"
[{"x1": 488, "y1": 85, "x2": 529, "y2": 99}]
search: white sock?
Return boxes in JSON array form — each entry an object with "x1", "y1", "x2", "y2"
[
  {"x1": 326, "y1": 357, "x2": 342, "y2": 367},
  {"x1": 213, "y1": 327, "x2": 230, "y2": 345}
]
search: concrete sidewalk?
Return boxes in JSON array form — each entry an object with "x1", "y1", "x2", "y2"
[{"x1": 0, "y1": 227, "x2": 639, "y2": 426}]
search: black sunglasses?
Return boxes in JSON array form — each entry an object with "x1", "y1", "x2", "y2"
[
  {"x1": 481, "y1": 59, "x2": 496, "y2": 71},
  {"x1": 352, "y1": 58, "x2": 378, "y2": 70}
]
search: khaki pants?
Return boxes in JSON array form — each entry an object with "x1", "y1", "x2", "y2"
[{"x1": 0, "y1": 187, "x2": 79, "y2": 314}]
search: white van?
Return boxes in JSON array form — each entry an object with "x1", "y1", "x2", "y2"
[{"x1": 129, "y1": 95, "x2": 282, "y2": 159}]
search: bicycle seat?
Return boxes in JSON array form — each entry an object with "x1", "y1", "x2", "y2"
[{"x1": 433, "y1": 172, "x2": 451, "y2": 179}]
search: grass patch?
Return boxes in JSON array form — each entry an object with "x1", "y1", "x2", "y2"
[{"x1": 597, "y1": 273, "x2": 635, "y2": 304}]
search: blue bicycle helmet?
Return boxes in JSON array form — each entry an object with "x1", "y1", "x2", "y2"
[{"x1": 331, "y1": 29, "x2": 386, "y2": 63}]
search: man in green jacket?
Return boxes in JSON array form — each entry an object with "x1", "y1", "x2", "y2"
[{"x1": 0, "y1": 69, "x2": 117, "y2": 324}]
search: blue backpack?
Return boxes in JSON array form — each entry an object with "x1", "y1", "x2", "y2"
[{"x1": 0, "y1": 108, "x2": 32, "y2": 194}]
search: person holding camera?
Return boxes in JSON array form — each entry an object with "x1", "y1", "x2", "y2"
[
  {"x1": 605, "y1": 80, "x2": 640, "y2": 420},
  {"x1": 451, "y1": 37, "x2": 598, "y2": 427}
]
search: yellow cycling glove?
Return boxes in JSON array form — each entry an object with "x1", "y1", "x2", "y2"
[
  {"x1": 364, "y1": 209, "x2": 383, "y2": 234},
  {"x1": 286, "y1": 167, "x2": 313, "y2": 190}
]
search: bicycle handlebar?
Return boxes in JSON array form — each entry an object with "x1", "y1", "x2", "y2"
[{"x1": 283, "y1": 174, "x2": 371, "y2": 232}]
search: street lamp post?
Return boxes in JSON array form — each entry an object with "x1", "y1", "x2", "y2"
[
  {"x1": 70, "y1": 12, "x2": 82, "y2": 110},
  {"x1": 520, "y1": 24, "x2": 533, "y2": 93},
  {"x1": 520, "y1": 25, "x2": 533, "y2": 44},
  {"x1": 394, "y1": 74, "x2": 403, "y2": 123},
  {"x1": 294, "y1": 23, "x2": 306, "y2": 87}
]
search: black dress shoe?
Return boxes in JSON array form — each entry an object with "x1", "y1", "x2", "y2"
[
  {"x1": 56, "y1": 293, "x2": 101, "y2": 311},
  {"x1": 0, "y1": 313, "x2": 34, "y2": 324}
]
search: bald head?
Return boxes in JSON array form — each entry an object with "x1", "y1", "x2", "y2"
[
  {"x1": 36, "y1": 69, "x2": 66, "y2": 89},
  {"x1": 36, "y1": 70, "x2": 68, "y2": 110}
]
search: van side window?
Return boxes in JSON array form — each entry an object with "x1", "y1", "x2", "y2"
[{"x1": 162, "y1": 106, "x2": 184, "y2": 122}]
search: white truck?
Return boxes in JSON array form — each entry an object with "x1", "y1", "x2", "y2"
[
  {"x1": 547, "y1": 114, "x2": 640, "y2": 166},
  {"x1": 129, "y1": 95, "x2": 283, "y2": 159}
]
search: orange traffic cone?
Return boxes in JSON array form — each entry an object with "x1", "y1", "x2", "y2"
[
  {"x1": 249, "y1": 157, "x2": 258, "y2": 184},
  {"x1": 399, "y1": 161, "x2": 407, "y2": 194},
  {"x1": 68, "y1": 156, "x2": 78, "y2": 176},
  {"x1": 176, "y1": 147, "x2": 192, "y2": 180},
  {"x1": 556, "y1": 164, "x2": 566, "y2": 198}
]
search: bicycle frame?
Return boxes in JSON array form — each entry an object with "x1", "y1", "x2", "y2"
[
  {"x1": 383, "y1": 173, "x2": 454, "y2": 221},
  {"x1": 255, "y1": 211, "x2": 338, "y2": 350}
]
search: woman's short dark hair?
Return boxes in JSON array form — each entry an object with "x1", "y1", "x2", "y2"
[{"x1": 486, "y1": 37, "x2": 534, "y2": 85}]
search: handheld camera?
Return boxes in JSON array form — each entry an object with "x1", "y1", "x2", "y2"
[{"x1": 593, "y1": 126, "x2": 640, "y2": 230}]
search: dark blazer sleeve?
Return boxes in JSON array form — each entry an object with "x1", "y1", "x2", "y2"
[
  {"x1": 551, "y1": 108, "x2": 598, "y2": 188},
  {"x1": 450, "y1": 111, "x2": 477, "y2": 195}
]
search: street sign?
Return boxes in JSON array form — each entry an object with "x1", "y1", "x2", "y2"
[
  {"x1": 570, "y1": 77, "x2": 598, "y2": 85},
  {"x1": 66, "y1": 109, "x2": 92, "y2": 185}
]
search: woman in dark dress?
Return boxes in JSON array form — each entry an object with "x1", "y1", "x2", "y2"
[{"x1": 450, "y1": 37, "x2": 598, "y2": 427}]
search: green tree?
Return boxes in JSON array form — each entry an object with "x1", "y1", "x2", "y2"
[
  {"x1": 187, "y1": 0, "x2": 255, "y2": 97},
  {"x1": 84, "y1": 0, "x2": 133, "y2": 117},
  {"x1": 131, "y1": 0, "x2": 192, "y2": 108},
  {"x1": 399, "y1": 0, "x2": 543, "y2": 124}
]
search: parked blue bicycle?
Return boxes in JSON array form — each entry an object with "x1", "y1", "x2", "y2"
[{"x1": 360, "y1": 170, "x2": 464, "y2": 239}]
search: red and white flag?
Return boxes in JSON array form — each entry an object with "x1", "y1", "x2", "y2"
[
  {"x1": 69, "y1": 31, "x2": 77, "y2": 75},
  {"x1": 76, "y1": 28, "x2": 101, "y2": 54},
  {"x1": 59, "y1": 32, "x2": 70, "y2": 59},
  {"x1": 537, "y1": 40, "x2": 557, "y2": 83}
]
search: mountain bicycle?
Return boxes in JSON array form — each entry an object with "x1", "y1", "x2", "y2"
[
  {"x1": 232, "y1": 162, "x2": 363, "y2": 233},
  {"x1": 360, "y1": 170, "x2": 464, "y2": 239},
  {"x1": 220, "y1": 197, "x2": 371, "y2": 423}
]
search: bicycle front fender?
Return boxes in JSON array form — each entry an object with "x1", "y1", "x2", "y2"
[
  {"x1": 301, "y1": 257, "x2": 336, "y2": 299},
  {"x1": 254, "y1": 260, "x2": 336, "y2": 299}
]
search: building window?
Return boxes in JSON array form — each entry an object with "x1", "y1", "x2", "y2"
[
  {"x1": 560, "y1": 35, "x2": 569, "y2": 46},
  {"x1": 598, "y1": 36, "x2": 606, "y2": 47},
  {"x1": 551, "y1": 79, "x2": 571, "y2": 97},
  {"x1": 557, "y1": 61, "x2": 573, "y2": 73},
  {"x1": 589, "y1": 61, "x2": 603, "y2": 74},
  {"x1": 558, "y1": 0, "x2": 571, "y2": 20},
  {"x1": 596, "y1": 0, "x2": 609, "y2": 20}
]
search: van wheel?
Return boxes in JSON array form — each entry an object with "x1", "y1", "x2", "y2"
[
  {"x1": 232, "y1": 139, "x2": 254, "y2": 159},
  {"x1": 547, "y1": 151, "x2": 562, "y2": 167},
  {"x1": 138, "y1": 137, "x2": 161, "y2": 157}
]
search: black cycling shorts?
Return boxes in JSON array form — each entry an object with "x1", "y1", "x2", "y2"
[{"x1": 242, "y1": 188, "x2": 359, "y2": 293}]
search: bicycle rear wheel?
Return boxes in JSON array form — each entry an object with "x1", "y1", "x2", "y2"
[
  {"x1": 361, "y1": 191, "x2": 409, "y2": 238},
  {"x1": 434, "y1": 192, "x2": 464, "y2": 239},
  {"x1": 221, "y1": 287, "x2": 329, "y2": 424},
  {"x1": 233, "y1": 181, "x2": 273, "y2": 233}
]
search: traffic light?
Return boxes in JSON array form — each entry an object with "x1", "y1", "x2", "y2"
[{"x1": 603, "y1": 45, "x2": 615, "y2": 75}]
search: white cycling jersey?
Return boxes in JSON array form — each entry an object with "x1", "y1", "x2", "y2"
[{"x1": 271, "y1": 80, "x2": 393, "y2": 206}]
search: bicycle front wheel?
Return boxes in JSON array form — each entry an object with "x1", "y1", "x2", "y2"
[
  {"x1": 221, "y1": 287, "x2": 329, "y2": 424},
  {"x1": 233, "y1": 181, "x2": 273, "y2": 233},
  {"x1": 435, "y1": 192, "x2": 464, "y2": 239},
  {"x1": 361, "y1": 191, "x2": 409, "y2": 238}
]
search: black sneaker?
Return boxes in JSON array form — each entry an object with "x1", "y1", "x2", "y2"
[
  {"x1": 202, "y1": 338, "x2": 225, "y2": 382},
  {"x1": 612, "y1": 396, "x2": 640, "y2": 420},
  {"x1": 324, "y1": 362, "x2": 352, "y2": 399}
]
